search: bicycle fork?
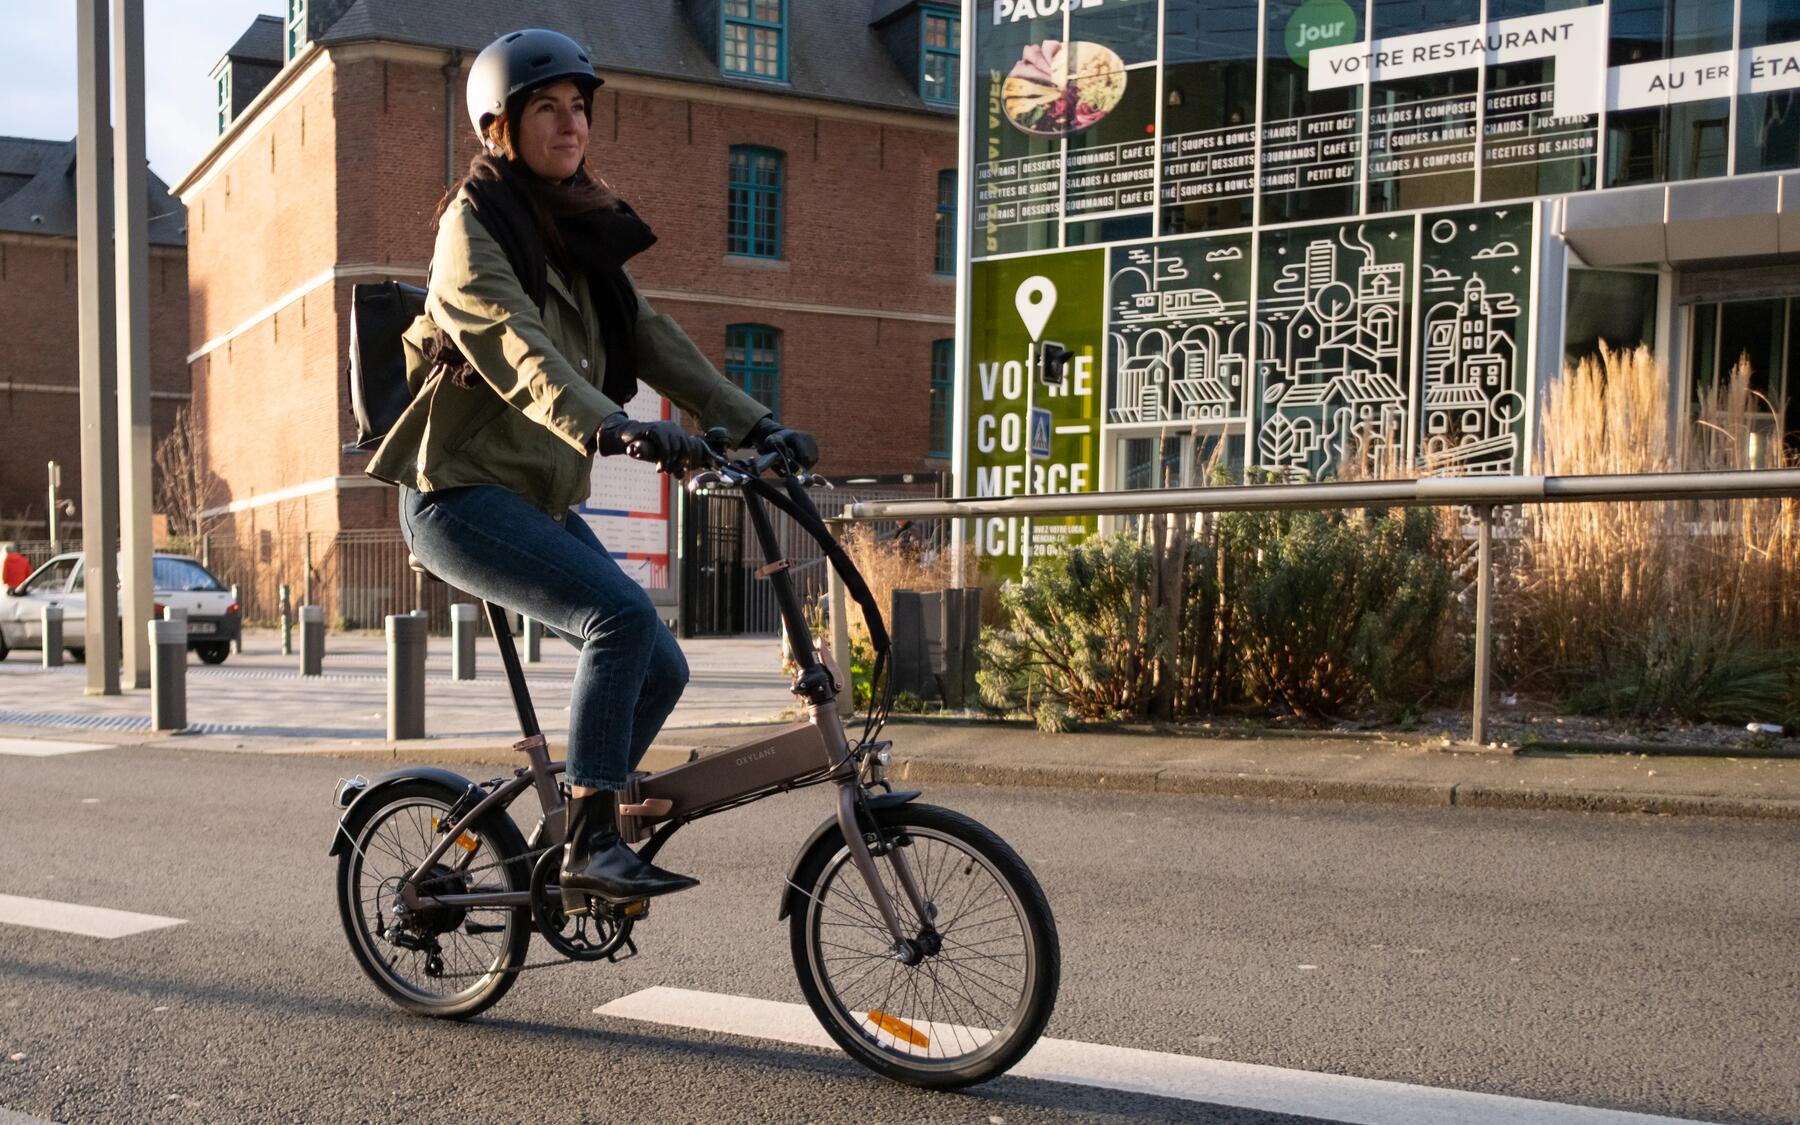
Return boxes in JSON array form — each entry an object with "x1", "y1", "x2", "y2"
[{"x1": 830, "y1": 776, "x2": 937, "y2": 964}]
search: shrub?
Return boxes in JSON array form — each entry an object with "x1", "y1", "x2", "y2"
[{"x1": 1219, "y1": 506, "x2": 1454, "y2": 717}]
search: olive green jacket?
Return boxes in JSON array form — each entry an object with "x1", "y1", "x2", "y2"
[{"x1": 365, "y1": 194, "x2": 771, "y2": 514}]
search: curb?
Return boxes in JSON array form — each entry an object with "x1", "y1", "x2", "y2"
[{"x1": 885, "y1": 755, "x2": 1800, "y2": 820}]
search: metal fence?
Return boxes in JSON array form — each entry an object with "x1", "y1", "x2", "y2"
[{"x1": 828, "y1": 469, "x2": 1800, "y2": 745}]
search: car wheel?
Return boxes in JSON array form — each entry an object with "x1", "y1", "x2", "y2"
[{"x1": 196, "y1": 643, "x2": 230, "y2": 665}]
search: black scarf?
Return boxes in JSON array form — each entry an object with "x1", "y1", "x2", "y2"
[{"x1": 447, "y1": 154, "x2": 657, "y2": 407}]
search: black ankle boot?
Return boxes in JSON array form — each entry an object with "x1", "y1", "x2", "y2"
[{"x1": 560, "y1": 790, "x2": 698, "y2": 904}]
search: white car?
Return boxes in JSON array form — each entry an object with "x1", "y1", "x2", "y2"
[{"x1": 0, "y1": 552, "x2": 241, "y2": 665}]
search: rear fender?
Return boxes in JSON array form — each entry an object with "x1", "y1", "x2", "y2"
[
  {"x1": 328, "y1": 765, "x2": 481, "y2": 857},
  {"x1": 777, "y1": 789, "x2": 920, "y2": 920}
]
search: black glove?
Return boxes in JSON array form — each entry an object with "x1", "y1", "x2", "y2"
[
  {"x1": 746, "y1": 416, "x2": 819, "y2": 469},
  {"x1": 596, "y1": 413, "x2": 713, "y2": 474}
]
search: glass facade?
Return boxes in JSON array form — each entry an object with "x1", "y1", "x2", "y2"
[{"x1": 959, "y1": 0, "x2": 1799, "y2": 558}]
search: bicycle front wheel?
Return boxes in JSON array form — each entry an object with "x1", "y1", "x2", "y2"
[{"x1": 789, "y1": 803, "x2": 1059, "y2": 1089}]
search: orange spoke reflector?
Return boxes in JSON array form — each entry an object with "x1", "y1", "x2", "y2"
[
  {"x1": 431, "y1": 818, "x2": 479, "y2": 852},
  {"x1": 865, "y1": 1010, "x2": 929, "y2": 1048}
]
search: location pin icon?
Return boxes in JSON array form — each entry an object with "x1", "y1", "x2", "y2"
[{"x1": 1015, "y1": 276, "x2": 1057, "y2": 342}]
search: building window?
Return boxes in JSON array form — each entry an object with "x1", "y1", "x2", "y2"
[
  {"x1": 921, "y1": 7, "x2": 960, "y2": 106},
  {"x1": 934, "y1": 170, "x2": 956, "y2": 275},
  {"x1": 285, "y1": 0, "x2": 307, "y2": 62},
  {"x1": 929, "y1": 339, "x2": 954, "y2": 458},
  {"x1": 722, "y1": 0, "x2": 786, "y2": 81},
  {"x1": 215, "y1": 70, "x2": 230, "y2": 135},
  {"x1": 726, "y1": 324, "x2": 781, "y2": 416},
  {"x1": 727, "y1": 146, "x2": 784, "y2": 259}
]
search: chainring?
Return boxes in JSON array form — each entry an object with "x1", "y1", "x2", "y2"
[{"x1": 527, "y1": 849, "x2": 638, "y2": 962}]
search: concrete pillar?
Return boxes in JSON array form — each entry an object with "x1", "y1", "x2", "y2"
[
  {"x1": 299, "y1": 605, "x2": 324, "y2": 677},
  {"x1": 451, "y1": 603, "x2": 478, "y2": 681},
  {"x1": 522, "y1": 616, "x2": 542, "y2": 663},
  {"x1": 75, "y1": 0, "x2": 120, "y2": 696},
  {"x1": 114, "y1": 0, "x2": 152, "y2": 692},
  {"x1": 41, "y1": 606, "x2": 64, "y2": 669},
  {"x1": 149, "y1": 618, "x2": 185, "y2": 731},
  {"x1": 386, "y1": 613, "x2": 427, "y2": 741}
]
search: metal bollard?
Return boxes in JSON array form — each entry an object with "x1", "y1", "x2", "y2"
[
  {"x1": 299, "y1": 605, "x2": 324, "y2": 677},
  {"x1": 522, "y1": 616, "x2": 542, "y2": 663},
  {"x1": 279, "y1": 584, "x2": 293, "y2": 656},
  {"x1": 451, "y1": 603, "x2": 478, "y2": 681},
  {"x1": 386, "y1": 613, "x2": 427, "y2": 740},
  {"x1": 41, "y1": 605, "x2": 63, "y2": 668},
  {"x1": 150, "y1": 618, "x2": 186, "y2": 731},
  {"x1": 230, "y1": 584, "x2": 242, "y2": 653}
]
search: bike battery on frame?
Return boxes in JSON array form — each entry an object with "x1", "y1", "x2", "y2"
[{"x1": 617, "y1": 722, "x2": 835, "y2": 842}]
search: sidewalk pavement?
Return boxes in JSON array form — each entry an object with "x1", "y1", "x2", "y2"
[{"x1": 2, "y1": 629, "x2": 1796, "y2": 819}]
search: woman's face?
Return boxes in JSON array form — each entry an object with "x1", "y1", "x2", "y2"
[{"x1": 513, "y1": 81, "x2": 589, "y2": 181}]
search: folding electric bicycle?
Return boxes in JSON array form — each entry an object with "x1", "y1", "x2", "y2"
[{"x1": 328, "y1": 440, "x2": 1060, "y2": 1089}]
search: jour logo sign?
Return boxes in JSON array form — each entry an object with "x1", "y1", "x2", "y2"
[{"x1": 1285, "y1": 0, "x2": 1359, "y2": 68}]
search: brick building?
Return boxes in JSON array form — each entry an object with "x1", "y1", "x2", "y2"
[
  {"x1": 173, "y1": 1, "x2": 960, "y2": 625},
  {"x1": 0, "y1": 137, "x2": 189, "y2": 540}
]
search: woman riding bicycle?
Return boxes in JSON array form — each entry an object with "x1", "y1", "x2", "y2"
[{"x1": 366, "y1": 28, "x2": 817, "y2": 905}]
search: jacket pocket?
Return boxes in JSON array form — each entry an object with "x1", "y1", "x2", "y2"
[{"x1": 444, "y1": 393, "x2": 508, "y2": 453}]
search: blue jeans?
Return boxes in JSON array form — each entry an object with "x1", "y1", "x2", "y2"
[{"x1": 399, "y1": 485, "x2": 687, "y2": 790}]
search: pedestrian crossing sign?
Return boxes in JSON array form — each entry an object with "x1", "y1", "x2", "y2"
[{"x1": 1029, "y1": 407, "x2": 1052, "y2": 459}]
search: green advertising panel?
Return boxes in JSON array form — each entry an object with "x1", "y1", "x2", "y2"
[
  {"x1": 966, "y1": 250, "x2": 1105, "y2": 579},
  {"x1": 1416, "y1": 206, "x2": 1535, "y2": 474},
  {"x1": 1254, "y1": 216, "x2": 1414, "y2": 480}
]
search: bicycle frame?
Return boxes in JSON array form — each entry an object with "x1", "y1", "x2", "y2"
[{"x1": 362, "y1": 461, "x2": 933, "y2": 956}]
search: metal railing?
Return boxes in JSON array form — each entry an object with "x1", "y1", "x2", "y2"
[{"x1": 825, "y1": 469, "x2": 1800, "y2": 745}]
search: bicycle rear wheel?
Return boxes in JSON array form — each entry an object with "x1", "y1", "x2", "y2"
[
  {"x1": 789, "y1": 803, "x2": 1059, "y2": 1089},
  {"x1": 335, "y1": 780, "x2": 531, "y2": 1019}
]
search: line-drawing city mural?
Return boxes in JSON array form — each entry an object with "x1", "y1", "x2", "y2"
[
  {"x1": 1106, "y1": 234, "x2": 1253, "y2": 426},
  {"x1": 1254, "y1": 219, "x2": 1413, "y2": 480},
  {"x1": 1417, "y1": 209, "x2": 1533, "y2": 475}
]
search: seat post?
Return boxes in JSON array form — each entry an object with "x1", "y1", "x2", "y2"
[{"x1": 484, "y1": 601, "x2": 541, "y2": 740}]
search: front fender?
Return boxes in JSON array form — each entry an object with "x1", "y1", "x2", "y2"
[
  {"x1": 776, "y1": 789, "x2": 920, "y2": 920},
  {"x1": 327, "y1": 765, "x2": 481, "y2": 857}
]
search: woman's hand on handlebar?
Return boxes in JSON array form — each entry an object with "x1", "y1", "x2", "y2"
[
  {"x1": 746, "y1": 416, "x2": 819, "y2": 470},
  {"x1": 595, "y1": 413, "x2": 714, "y2": 474}
]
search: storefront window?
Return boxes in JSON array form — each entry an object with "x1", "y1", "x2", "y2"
[
  {"x1": 1564, "y1": 270, "x2": 1659, "y2": 369},
  {"x1": 1365, "y1": 0, "x2": 1480, "y2": 213},
  {"x1": 1605, "y1": 0, "x2": 1733, "y2": 186},
  {"x1": 1160, "y1": 0, "x2": 1259, "y2": 234},
  {"x1": 1482, "y1": 1, "x2": 1601, "y2": 202},
  {"x1": 1260, "y1": 0, "x2": 1363, "y2": 224},
  {"x1": 1737, "y1": 0, "x2": 1800, "y2": 173},
  {"x1": 1690, "y1": 299, "x2": 1795, "y2": 467}
]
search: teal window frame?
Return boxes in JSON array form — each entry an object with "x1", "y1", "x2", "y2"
[
  {"x1": 727, "y1": 145, "x2": 784, "y2": 259},
  {"x1": 215, "y1": 70, "x2": 230, "y2": 135},
  {"x1": 285, "y1": 0, "x2": 307, "y2": 62},
  {"x1": 934, "y1": 170, "x2": 956, "y2": 275},
  {"x1": 721, "y1": 0, "x2": 788, "y2": 82},
  {"x1": 920, "y1": 6, "x2": 960, "y2": 107},
  {"x1": 726, "y1": 324, "x2": 782, "y2": 416},
  {"x1": 929, "y1": 339, "x2": 954, "y2": 458}
]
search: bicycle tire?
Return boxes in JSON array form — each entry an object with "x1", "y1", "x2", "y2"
[
  {"x1": 335, "y1": 779, "x2": 531, "y2": 1019},
  {"x1": 789, "y1": 803, "x2": 1059, "y2": 1089}
]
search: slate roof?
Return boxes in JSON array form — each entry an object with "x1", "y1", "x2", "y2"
[
  {"x1": 223, "y1": 14, "x2": 284, "y2": 64},
  {"x1": 0, "y1": 136, "x2": 186, "y2": 247},
  {"x1": 310, "y1": 0, "x2": 952, "y2": 117}
]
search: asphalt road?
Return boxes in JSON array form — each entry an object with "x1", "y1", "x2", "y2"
[{"x1": 0, "y1": 742, "x2": 1795, "y2": 1124}]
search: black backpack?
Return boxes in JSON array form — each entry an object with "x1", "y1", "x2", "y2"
[{"x1": 346, "y1": 280, "x2": 427, "y2": 451}]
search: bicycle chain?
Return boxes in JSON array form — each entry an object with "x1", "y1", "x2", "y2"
[{"x1": 405, "y1": 842, "x2": 611, "y2": 980}]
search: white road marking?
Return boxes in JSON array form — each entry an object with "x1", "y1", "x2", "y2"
[
  {"x1": 595, "y1": 987, "x2": 1712, "y2": 1125},
  {"x1": 0, "y1": 1108, "x2": 62, "y2": 1125},
  {"x1": 0, "y1": 894, "x2": 185, "y2": 939},
  {"x1": 0, "y1": 738, "x2": 111, "y2": 757}
]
